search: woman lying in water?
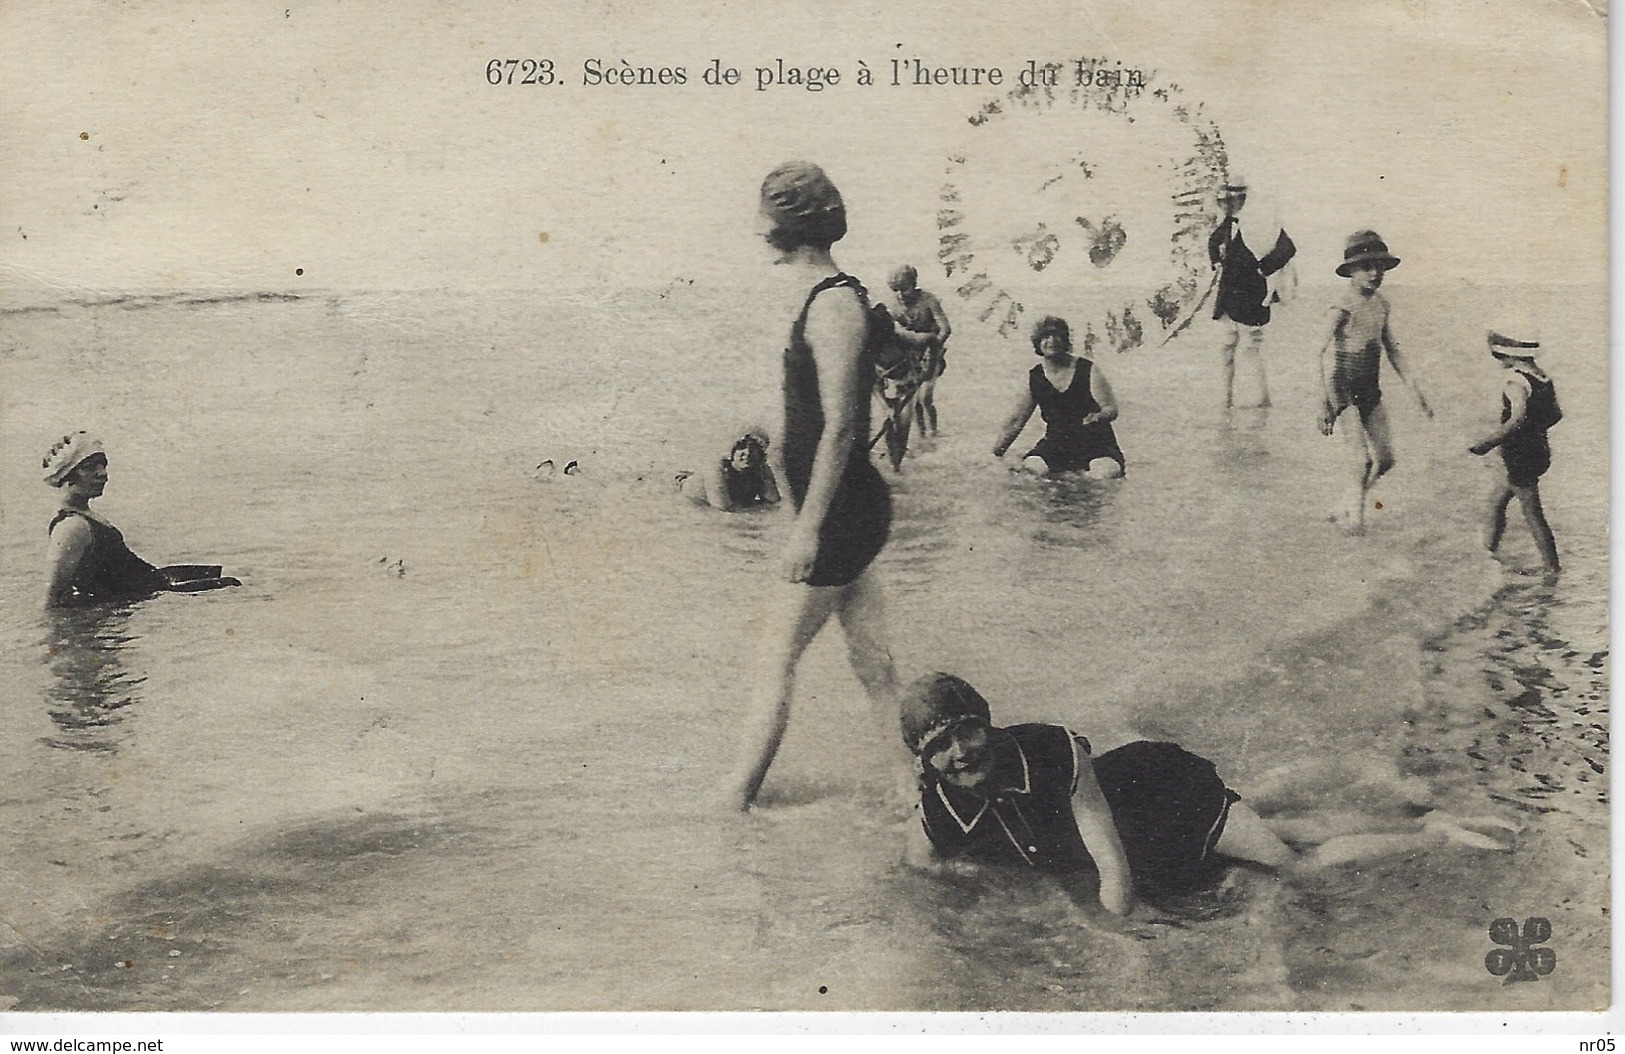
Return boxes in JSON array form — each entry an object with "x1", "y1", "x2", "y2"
[
  {"x1": 43, "y1": 432, "x2": 241, "y2": 608},
  {"x1": 675, "y1": 429, "x2": 782, "y2": 512},
  {"x1": 899, "y1": 672, "x2": 1516, "y2": 915}
]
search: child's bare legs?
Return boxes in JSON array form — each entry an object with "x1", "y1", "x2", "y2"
[
  {"x1": 1333, "y1": 408, "x2": 1372, "y2": 531},
  {"x1": 1482, "y1": 480, "x2": 1516, "y2": 556},
  {"x1": 728, "y1": 580, "x2": 843, "y2": 811},
  {"x1": 1335, "y1": 403, "x2": 1395, "y2": 533},
  {"x1": 1516, "y1": 485, "x2": 1560, "y2": 574},
  {"x1": 1361, "y1": 403, "x2": 1397, "y2": 489},
  {"x1": 1485, "y1": 471, "x2": 1558, "y2": 576},
  {"x1": 914, "y1": 376, "x2": 939, "y2": 437}
]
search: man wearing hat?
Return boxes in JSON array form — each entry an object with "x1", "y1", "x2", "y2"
[
  {"x1": 1207, "y1": 175, "x2": 1297, "y2": 408},
  {"x1": 1469, "y1": 320, "x2": 1561, "y2": 575}
]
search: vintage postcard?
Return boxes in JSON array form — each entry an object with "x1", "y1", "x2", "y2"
[{"x1": 0, "y1": 0, "x2": 1609, "y2": 1032}]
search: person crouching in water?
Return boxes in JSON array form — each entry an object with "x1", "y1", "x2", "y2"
[
  {"x1": 43, "y1": 432, "x2": 240, "y2": 607},
  {"x1": 898, "y1": 673, "x2": 1514, "y2": 914},
  {"x1": 677, "y1": 429, "x2": 781, "y2": 511},
  {"x1": 993, "y1": 315, "x2": 1125, "y2": 479},
  {"x1": 1468, "y1": 321, "x2": 1561, "y2": 577}
]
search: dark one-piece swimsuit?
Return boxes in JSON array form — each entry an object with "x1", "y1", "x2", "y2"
[
  {"x1": 1501, "y1": 369, "x2": 1561, "y2": 489},
  {"x1": 1025, "y1": 359, "x2": 1126, "y2": 476},
  {"x1": 48, "y1": 509, "x2": 169, "y2": 603},
  {"x1": 781, "y1": 273, "x2": 892, "y2": 587}
]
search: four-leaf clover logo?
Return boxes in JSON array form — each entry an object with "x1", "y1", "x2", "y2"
[{"x1": 1485, "y1": 917, "x2": 1556, "y2": 984}]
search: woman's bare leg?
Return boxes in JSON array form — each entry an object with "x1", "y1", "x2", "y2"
[
  {"x1": 728, "y1": 581, "x2": 843, "y2": 811},
  {"x1": 835, "y1": 569, "x2": 900, "y2": 737}
]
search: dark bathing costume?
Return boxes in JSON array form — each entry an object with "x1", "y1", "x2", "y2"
[
  {"x1": 724, "y1": 462, "x2": 772, "y2": 508},
  {"x1": 782, "y1": 273, "x2": 892, "y2": 588},
  {"x1": 1500, "y1": 366, "x2": 1561, "y2": 490},
  {"x1": 1026, "y1": 359, "x2": 1126, "y2": 476},
  {"x1": 48, "y1": 510, "x2": 237, "y2": 604},
  {"x1": 49, "y1": 510, "x2": 170, "y2": 603},
  {"x1": 918, "y1": 723, "x2": 1240, "y2": 898}
]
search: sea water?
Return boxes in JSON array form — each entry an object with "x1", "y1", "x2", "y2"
[{"x1": 0, "y1": 281, "x2": 1606, "y2": 1012}]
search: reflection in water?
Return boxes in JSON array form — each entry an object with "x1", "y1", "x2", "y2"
[
  {"x1": 1410, "y1": 580, "x2": 1609, "y2": 818},
  {"x1": 40, "y1": 605, "x2": 146, "y2": 751},
  {"x1": 1003, "y1": 472, "x2": 1120, "y2": 549},
  {"x1": 1213, "y1": 410, "x2": 1272, "y2": 475}
]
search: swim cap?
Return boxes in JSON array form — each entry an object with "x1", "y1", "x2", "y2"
[
  {"x1": 899, "y1": 673, "x2": 993, "y2": 755},
  {"x1": 42, "y1": 431, "x2": 104, "y2": 486},
  {"x1": 888, "y1": 264, "x2": 918, "y2": 292},
  {"x1": 760, "y1": 162, "x2": 847, "y2": 247}
]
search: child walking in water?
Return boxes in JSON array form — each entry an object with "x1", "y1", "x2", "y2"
[
  {"x1": 1469, "y1": 320, "x2": 1561, "y2": 577},
  {"x1": 1317, "y1": 231, "x2": 1432, "y2": 533}
]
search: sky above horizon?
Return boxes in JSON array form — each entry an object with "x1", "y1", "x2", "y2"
[{"x1": 0, "y1": 0, "x2": 1607, "y2": 297}]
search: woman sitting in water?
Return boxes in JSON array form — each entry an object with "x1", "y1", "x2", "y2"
[
  {"x1": 43, "y1": 432, "x2": 240, "y2": 607},
  {"x1": 676, "y1": 430, "x2": 781, "y2": 511},
  {"x1": 900, "y1": 672, "x2": 1515, "y2": 915},
  {"x1": 993, "y1": 315, "x2": 1125, "y2": 479}
]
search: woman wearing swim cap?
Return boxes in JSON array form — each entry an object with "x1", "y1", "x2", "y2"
[
  {"x1": 42, "y1": 432, "x2": 240, "y2": 607},
  {"x1": 728, "y1": 162, "x2": 900, "y2": 811},
  {"x1": 899, "y1": 672, "x2": 1515, "y2": 914}
]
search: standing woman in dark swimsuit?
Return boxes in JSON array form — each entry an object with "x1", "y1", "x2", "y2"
[
  {"x1": 43, "y1": 432, "x2": 239, "y2": 607},
  {"x1": 992, "y1": 316, "x2": 1126, "y2": 479},
  {"x1": 728, "y1": 162, "x2": 900, "y2": 811}
]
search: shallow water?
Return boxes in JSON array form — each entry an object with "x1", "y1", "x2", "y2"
[{"x1": 0, "y1": 282, "x2": 1607, "y2": 1012}]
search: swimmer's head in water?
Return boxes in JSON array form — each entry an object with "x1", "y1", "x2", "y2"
[
  {"x1": 730, "y1": 433, "x2": 768, "y2": 470},
  {"x1": 43, "y1": 432, "x2": 105, "y2": 486},
  {"x1": 1031, "y1": 315, "x2": 1072, "y2": 357},
  {"x1": 900, "y1": 672, "x2": 993, "y2": 756},
  {"x1": 888, "y1": 264, "x2": 918, "y2": 293},
  {"x1": 759, "y1": 162, "x2": 847, "y2": 252}
]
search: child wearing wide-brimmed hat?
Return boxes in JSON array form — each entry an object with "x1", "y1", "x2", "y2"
[
  {"x1": 1316, "y1": 230, "x2": 1433, "y2": 534},
  {"x1": 1468, "y1": 320, "x2": 1561, "y2": 576}
]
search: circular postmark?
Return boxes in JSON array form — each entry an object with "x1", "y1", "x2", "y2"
[{"x1": 937, "y1": 58, "x2": 1229, "y2": 353}]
